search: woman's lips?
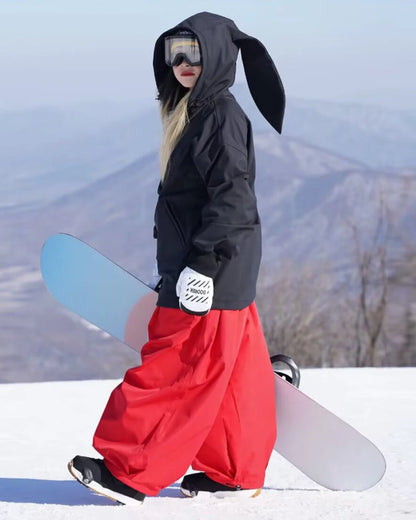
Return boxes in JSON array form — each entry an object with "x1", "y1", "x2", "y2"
[{"x1": 181, "y1": 71, "x2": 195, "y2": 76}]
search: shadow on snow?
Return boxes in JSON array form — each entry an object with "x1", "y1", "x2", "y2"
[{"x1": 0, "y1": 478, "x2": 182, "y2": 505}]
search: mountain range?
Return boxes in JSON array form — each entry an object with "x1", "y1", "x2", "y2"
[
  {"x1": 1, "y1": 95, "x2": 415, "y2": 382},
  {"x1": 2, "y1": 86, "x2": 415, "y2": 208}
]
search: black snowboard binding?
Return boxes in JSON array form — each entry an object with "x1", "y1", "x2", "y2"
[{"x1": 270, "y1": 354, "x2": 301, "y2": 388}]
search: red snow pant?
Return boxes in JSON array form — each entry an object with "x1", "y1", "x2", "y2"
[{"x1": 93, "y1": 302, "x2": 276, "y2": 496}]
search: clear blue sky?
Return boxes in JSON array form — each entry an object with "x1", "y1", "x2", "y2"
[{"x1": 1, "y1": 0, "x2": 415, "y2": 110}]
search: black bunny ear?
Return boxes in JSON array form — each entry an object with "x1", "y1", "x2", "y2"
[{"x1": 234, "y1": 31, "x2": 285, "y2": 134}]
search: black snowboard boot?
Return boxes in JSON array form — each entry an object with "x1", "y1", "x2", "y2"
[
  {"x1": 68, "y1": 455, "x2": 145, "y2": 506},
  {"x1": 180, "y1": 472, "x2": 261, "y2": 498}
]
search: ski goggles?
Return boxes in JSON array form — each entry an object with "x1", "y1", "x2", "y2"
[{"x1": 164, "y1": 35, "x2": 201, "y2": 67}]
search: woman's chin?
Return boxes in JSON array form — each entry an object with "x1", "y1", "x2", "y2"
[{"x1": 178, "y1": 78, "x2": 197, "y2": 89}]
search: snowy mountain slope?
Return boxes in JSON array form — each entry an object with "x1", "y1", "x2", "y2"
[
  {"x1": 233, "y1": 83, "x2": 416, "y2": 169},
  {"x1": 1, "y1": 95, "x2": 415, "y2": 209},
  {"x1": 0, "y1": 368, "x2": 414, "y2": 519},
  {"x1": 0, "y1": 105, "x2": 160, "y2": 209}
]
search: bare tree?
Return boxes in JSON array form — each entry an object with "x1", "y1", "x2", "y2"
[
  {"x1": 347, "y1": 191, "x2": 391, "y2": 366},
  {"x1": 257, "y1": 261, "x2": 334, "y2": 367},
  {"x1": 387, "y1": 245, "x2": 416, "y2": 365},
  {"x1": 257, "y1": 176, "x2": 416, "y2": 369}
]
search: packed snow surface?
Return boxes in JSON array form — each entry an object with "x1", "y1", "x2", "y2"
[{"x1": 0, "y1": 368, "x2": 415, "y2": 519}]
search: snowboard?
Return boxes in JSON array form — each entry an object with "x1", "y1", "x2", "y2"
[{"x1": 41, "y1": 233, "x2": 386, "y2": 491}]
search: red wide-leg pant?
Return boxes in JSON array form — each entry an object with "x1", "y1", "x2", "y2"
[{"x1": 93, "y1": 302, "x2": 276, "y2": 496}]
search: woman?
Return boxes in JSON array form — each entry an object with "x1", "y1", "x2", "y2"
[{"x1": 68, "y1": 11, "x2": 285, "y2": 506}]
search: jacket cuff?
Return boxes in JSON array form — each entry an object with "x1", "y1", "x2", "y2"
[{"x1": 186, "y1": 248, "x2": 221, "y2": 278}]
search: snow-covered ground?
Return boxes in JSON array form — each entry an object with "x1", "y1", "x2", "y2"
[{"x1": 0, "y1": 368, "x2": 415, "y2": 520}]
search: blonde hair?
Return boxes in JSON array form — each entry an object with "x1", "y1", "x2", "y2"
[{"x1": 159, "y1": 91, "x2": 191, "y2": 181}]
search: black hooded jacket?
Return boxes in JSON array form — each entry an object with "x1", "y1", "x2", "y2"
[{"x1": 153, "y1": 12, "x2": 285, "y2": 310}]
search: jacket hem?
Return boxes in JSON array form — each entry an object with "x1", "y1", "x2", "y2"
[{"x1": 156, "y1": 295, "x2": 255, "y2": 311}]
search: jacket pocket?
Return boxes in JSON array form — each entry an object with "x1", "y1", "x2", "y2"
[{"x1": 164, "y1": 200, "x2": 187, "y2": 248}]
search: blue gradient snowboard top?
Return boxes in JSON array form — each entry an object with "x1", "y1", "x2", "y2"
[
  {"x1": 41, "y1": 233, "x2": 386, "y2": 492},
  {"x1": 41, "y1": 233, "x2": 157, "y2": 351}
]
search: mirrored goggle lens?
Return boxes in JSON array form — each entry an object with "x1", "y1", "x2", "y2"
[{"x1": 165, "y1": 36, "x2": 201, "y2": 66}]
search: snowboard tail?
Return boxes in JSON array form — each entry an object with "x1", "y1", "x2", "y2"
[{"x1": 41, "y1": 233, "x2": 386, "y2": 491}]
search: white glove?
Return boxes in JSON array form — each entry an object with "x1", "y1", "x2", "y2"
[
  {"x1": 148, "y1": 261, "x2": 162, "y2": 290},
  {"x1": 176, "y1": 266, "x2": 214, "y2": 316}
]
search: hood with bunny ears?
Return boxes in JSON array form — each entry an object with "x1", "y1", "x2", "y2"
[{"x1": 153, "y1": 11, "x2": 285, "y2": 133}]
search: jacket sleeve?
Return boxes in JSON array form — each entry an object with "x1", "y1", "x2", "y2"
[{"x1": 186, "y1": 142, "x2": 259, "y2": 278}]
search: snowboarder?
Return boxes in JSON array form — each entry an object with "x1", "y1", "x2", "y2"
[{"x1": 68, "y1": 11, "x2": 285, "y2": 505}]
